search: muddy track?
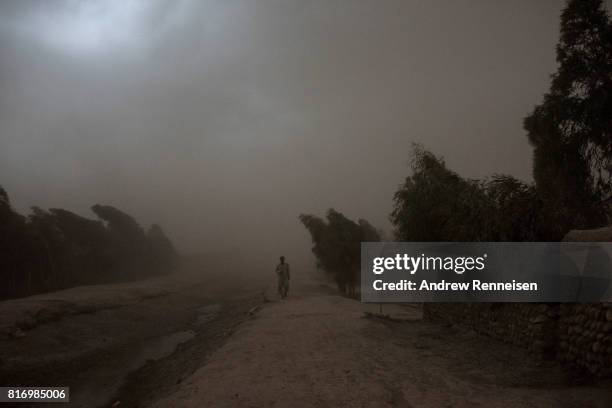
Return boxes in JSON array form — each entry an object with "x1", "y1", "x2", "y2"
[
  {"x1": 0, "y1": 275, "x2": 267, "y2": 408},
  {"x1": 107, "y1": 295, "x2": 263, "y2": 408}
]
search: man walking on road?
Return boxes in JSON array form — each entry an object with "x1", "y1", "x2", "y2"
[{"x1": 276, "y1": 256, "x2": 290, "y2": 299}]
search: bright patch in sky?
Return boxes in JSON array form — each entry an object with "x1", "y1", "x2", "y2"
[
  {"x1": 11, "y1": 0, "x2": 187, "y2": 54},
  {"x1": 44, "y1": 0, "x2": 150, "y2": 52}
]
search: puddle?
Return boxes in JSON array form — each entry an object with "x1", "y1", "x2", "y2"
[
  {"x1": 60, "y1": 303, "x2": 221, "y2": 407},
  {"x1": 136, "y1": 330, "x2": 195, "y2": 362},
  {"x1": 70, "y1": 330, "x2": 195, "y2": 408},
  {"x1": 195, "y1": 304, "x2": 221, "y2": 326}
]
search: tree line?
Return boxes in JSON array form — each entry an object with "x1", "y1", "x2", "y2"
[
  {"x1": 0, "y1": 187, "x2": 178, "y2": 300},
  {"x1": 394, "y1": 0, "x2": 612, "y2": 242},
  {"x1": 299, "y1": 210, "x2": 381, "y2": 297},
  {"x1": 300, "y1": 0, "x2": 612, "y2": 293}
]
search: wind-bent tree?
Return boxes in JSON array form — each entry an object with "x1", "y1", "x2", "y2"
[
  {"x1": 147, "y1": 224, "x2": 179, "y2": 272},
  {"x1": 393, "y1": 2, "x2": 611, "y2": 242},
  {"x1": 49, "y1": 208, "x2": 116, "y2": 283},
  {"x1": 0, "y1": 186, "x2": 178, "y2": 299},
  {"x1": 484, "y1": 175, "x2": 542, "y2": 241},
  {"x1": 0, "y1": 187, "x2": 31, "y2": 297},
  {"x1": 391, "y1": 146, "x2": 546, "y2": 242},
  {"x1": 390, "y1": 146, "x2": 491, "y2": 241},
  {"x1": 300, "y1": 209, "x2": 381, "y2": 297},
  {"x1": 524, "y1": 0, "x2": 612, "y2": 236},
  {"x1": 91, "y1": 204, "x2": 151, "y2": 278}
]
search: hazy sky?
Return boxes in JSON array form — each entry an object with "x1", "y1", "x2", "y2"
[{"x1": 0, "y1": 0, "x2": 592, "y2": 271}]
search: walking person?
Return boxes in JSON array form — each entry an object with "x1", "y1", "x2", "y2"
[{"x1": 276, "y1": 256, "x2": 290, "y2": 299}]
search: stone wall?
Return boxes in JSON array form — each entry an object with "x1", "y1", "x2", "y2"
[
  {"x1": 424, "y1": 228, "x2": 612, "y2": 377},
  {"x1": 423, "y1": 303, "x2": 559, "y2": 357},
  {"x1": 423, "y1": 301, "x2": 611, "y2": 377},
  {"x1": 559, "y1": 227, "x2": 612, "y2": 376},
  {"x1": 557, "y1": 303, "x2": 612, "y2": 377}
]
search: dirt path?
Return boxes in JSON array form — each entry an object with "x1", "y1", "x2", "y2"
[{"x1": 152, "y1": 282, "x2": 611, "y2": 408}]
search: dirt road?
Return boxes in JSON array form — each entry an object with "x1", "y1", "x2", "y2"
[
  {"x1": 2, "y1": 277, "x2": 611, "y2": 407},
  {"x1": 153, "y1": 282, "x2": 612, "y2": 408}
]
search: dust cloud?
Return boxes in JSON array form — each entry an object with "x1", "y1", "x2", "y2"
[{"x1": 0, "y1": 0, "x2": 568, "y2": 273}]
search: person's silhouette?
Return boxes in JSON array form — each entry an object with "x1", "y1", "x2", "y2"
[{"x1": 275, "y1": 256, "x2": 290, "y2": 299}]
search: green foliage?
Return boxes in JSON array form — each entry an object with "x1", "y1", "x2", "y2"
[
  {"x1": 393, "y1": 2, "x2": 612, "y2": 242},
  {"x1": 91, "y1": 204, "x2": 150, "y2": 277},
  {"x1": 390, "y1": 146, "x2": 490, "y2": 241},
  {"x1": 391, "y1": 146, "x2": 547, "y2": 241},
  {"x1": 524, "y1": 0, "x2": 612, "y2": 232},
  {"x1": 0, "y1": 189, "x2": 38, "y2": 297},
  {"x1": 300, "y1": 209, "x2": 381, "y2": 296},
  {"x1": 147, "y1": 224, "x2": 179, "y2": 272},
  {"x1": 484, "y1": 175, "x2": 541, "y2": 241},
  {"x1": 0, "y1": 186, "x2": 179, "y2": 299}
]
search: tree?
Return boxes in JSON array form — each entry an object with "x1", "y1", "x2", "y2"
[
  {"x1": 0, "y1": 187, "x2": 30, "y2": 297},
  {"x1": 390, "y1": 146, "x2": 548, "y2": 242},
  {"x1": 300, "y1": 209, "x2": 381, "y2": 296},
  {"x1": 0, "y1": 186, "x2": 179, "y2": 299},
  {"x1": 524, "y1": 0, "x2": 612, "y2": 235},
  {"x1": 50, "y1": 208, "x2": 115, "y2": 284},
  {"x1": 390, "y1": 145, "x2": 491, "y2": 241},
  {"x1": 485, "y1": 175, "x2": 544, "y2": 241},
  {"x1": 28, "y1": 207, "x2": 66, "y2": 289},
  {"x1": 147, "y1": 224, "x2": 179, "y2": 273},
  {"x1": 91, "y1": 204, "x2": 150, "y2": 278}
]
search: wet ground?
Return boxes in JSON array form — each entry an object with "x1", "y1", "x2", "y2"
[{"x1": 0, "y1": 273, "x2": 265, "y2": 408}]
